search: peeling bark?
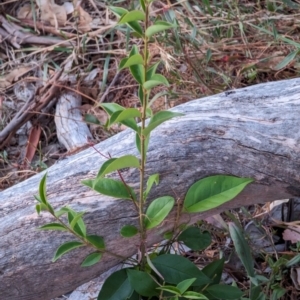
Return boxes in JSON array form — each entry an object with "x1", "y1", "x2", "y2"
[{"x1": 1, "y1": 78, "x2": 300, "y2": 299}]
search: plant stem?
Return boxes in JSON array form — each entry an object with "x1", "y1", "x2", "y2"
[{"x1": 138, "y1": 3, "x2": 150, "y2": 271}]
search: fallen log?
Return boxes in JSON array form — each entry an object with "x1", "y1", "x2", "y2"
[{"x1": 1, "y1": 78, "x2": 300, "y2": 300}]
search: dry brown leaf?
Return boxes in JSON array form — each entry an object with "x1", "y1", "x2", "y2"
[
  {"x1": 205, "y1": 250, "x2": 217, "y2": 258},
  {"x1": 282, "y1": 225, "x2": 300, "y2": 243},
  {"x1": 36, "y1": 0, "x2": 67, "y2": 27},
  {"x1": 76, "y1": 6, "x2": 92, "y2": 32},
  {"x1": 0, "y1": 78, "x2": 11, "y2": 89},
  {"x1": 90, "y1": 108, "x2": 108, "y2": 125},
  {"x1": 0, "y1": 67, "x2": 31, "y2": 89},
  {"x1": 17, "y1": 4, "x2": 33, "y2": 19},
  {"x1": 23, "y1": 125, "x2": 42, "y2": 168}
]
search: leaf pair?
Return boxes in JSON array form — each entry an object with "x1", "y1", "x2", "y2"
[
  {"x1": 101, "y1": 102, "x2": 139, "y2": 132},
  {"x1": 120, "y1": 194, "x2": 174, "y2": 238},
  {"x1": 49, "y1": 234, "x2": 105, "y2": 266},
  {"x1": 111, "y1": 6, "x2": 176, "y2": 39},
  {"x1": 119, "y1": 45, "x2": 170, "y2": 90},
  {"x1": 35, "y1": 173, "x2": 54, "y2": 215}
]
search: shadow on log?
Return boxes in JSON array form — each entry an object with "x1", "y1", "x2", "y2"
[{"x1": 1, "y1": 78, "x2": 300, "y2": 300}]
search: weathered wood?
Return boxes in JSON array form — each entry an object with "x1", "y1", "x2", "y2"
[
  {"x1": 1, "y1": 78, "x2": 300, "y2": 300},
  {"x1": 55, "y1": 91, "x2": 92, "y2": 151}
]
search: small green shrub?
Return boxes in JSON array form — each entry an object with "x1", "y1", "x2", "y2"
[{"x1": 35, "y1": 1, "x2": 253, "y2": 299}]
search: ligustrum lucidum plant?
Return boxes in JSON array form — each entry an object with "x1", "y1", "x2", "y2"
[{"x1": 35, "y1": 1, "x2": 253, "y2": 299}]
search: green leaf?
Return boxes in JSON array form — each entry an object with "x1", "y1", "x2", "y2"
[
  {"x1": 286, "y1": 254, "x2": 300, "y2": 268},
  {"x1": 81, "y1": 252, "x2": 102, "y2": 267},
  {"x1": 86, "y1": 235, "x2": 105, "y2": 250},
  {"x1": 109, "y1": 6, "x2": 128, "y2": 17},
  {"x1": 127, "y1": 269, "x2": 159, "y2": 297},
  {"x1": 157, "y1": 285, "x2": 181, "y2": 295},
  {"x1": 144, "y1": 173, "x2": 159, "y2": 198},
  {"x1": 102, "y1": 54, "x2": 111, "y2": 96},
  {"x1": 39, "y1": 173, "x2": 48, "y2": 204},
  {"x1": 177, "y1": 278, "x2": 197, "y2": 294},
  {"x1": 68, "y1": 210, "x2": 86, "y2": 237},
  {"x1": 119, "y1": 10, "x2": 145, "y2": 24},
  {"x1": 148, "y1": 91, "x2": 168, "y2": 107},
  {"x1": 101, "y1": 103, "x2": 139, "y2": 131},
  {"x1": 146, "y1": 61, "x2": 161, "y2": 80},
  {"x1": 109, "y1": 108, "x2": 141, "y2": 126},
  {"x1": 182, "y1": 291, "x2": 208, "y2": 299},
  {"x1": 98, "y1": 155, "x2": 140, "y2": 177},
  {"x1": 202, "y1": 258, "x2": 225, "y2": 285},
  {"x1": 143, "y1": 74, "x2": 169, "y2": 90},
  {"x1": 119, "y1": 57, "x2": 128, "y2": 70},
  {"x1": 70, "y1": 212, "x2": 85, "y2": 229},
  {"x1": 144, "y1": 196, "x2": 174, "y2": 229},
  {"x1": 146, "y1": 21, "x2": 176, "y2": 38},
  {"x1": 206, "y1": 284, "x2": 243, "y2": 299},
  {"x1": 184, "y1": 175, "x2": 253, "y2": 213},
  {"x1": 36, "y1": 204, "x2": 41, "y2": 214},
  {"x1": 274, "y1": 50, "x2": 299, "y2": 70},
  {"x1": 178, "y1": 227, "x2": 211, "y2": 251},
  {"x1": 97, "y1": 158, "x2": 117, "y2": 177},
  {"x1": 98, "y1": 268, "x2": 133, "y2": 300},
  {"x1": 143, "y1": 111, "x2": 184, "y2": 136},
  {"x1": 84, "y1": 114, "x2": 101, "y2": 125},
  {"x1": 34, "y1": 194, "x2": 41, "y2": 203},
  {"x1": 119, "y1": 54, "x2": 144, "y2": 70},
  {"x1": 110, "y1": 6, "x2": 143, "y2": 36},
  {"x1": 250, "y1": 284, "x2": 264, "y2": 300},
  {"x1": 128, "y1": 45, "x2": 145, "y2": 85},
  {"x1": 39, "y1": 223, "x2": 68, "y2": 231},
  {"x1": 139, "y1": 0, "x2": 146, "y2": 12},
  {"x1": 120, "y1": 225, "x2": 138, "y2": 237},
  {"x1": 81, "y1": 179, "x2": 93, "y2": 188},
  {"x1": 83, "y1": 178, "x2": 136, "y2": 200},
  {"x1": 55, "y1": 206, "x2": 72, "y2": 217},
  {"x1": 130, "y1": 64, "x2": 145, "y2": 85},
  {"x1": 146, "y1": 253, "x2": 164, "y2": 280},
  {"x1": 52, "y1": 241, "x2": 84, "y2": 262},
  {"x1": 138, "y1": 84, "x2": 145, "y2": 105},
  {"x1": 46, "y1": 203, "x2": 55, "y2": 215},
  {"x1": 271, "y1": 287, "x2": 286, "y2": 300},
  {"x1": 146, "y1": 107, "x2": 153, "y2": 117},
  {"x1": 152, "y1": 254, "x2": 211, "y2": 286},
  {"x1": 128, "y1": 22, "x2": 143, "y2": 37},
  {"x1": 101, "y1": 103, "x2": 124, "y2": 116},
  {"x1": 228, "y1": 222, "x2": 255, "y2": 278},
  {"x1": 35, "y1": 201, "x2": 50, "y2": 213}
]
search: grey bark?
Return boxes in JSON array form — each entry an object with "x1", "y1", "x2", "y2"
[{"x1": 1, "y1": 78, "x2": 300, "y2": 300}]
